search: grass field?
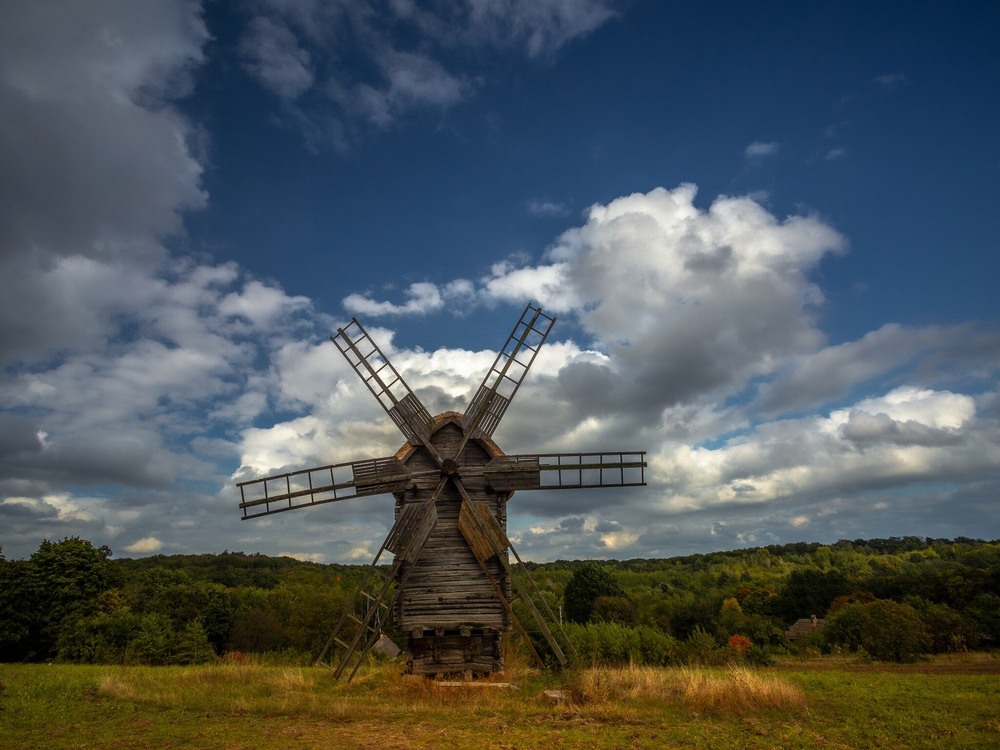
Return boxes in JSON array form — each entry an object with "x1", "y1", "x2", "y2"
[{"x1": 1, "y1": 654, "x2": 998, "y2": 749}]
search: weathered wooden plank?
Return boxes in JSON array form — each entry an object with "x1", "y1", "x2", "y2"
[
  {"x1": 384, "y1": 500, "x2": 437, "y2": 560},
  {"x1": 458, "y1": 500, "x2": 510, "y2": 564}
]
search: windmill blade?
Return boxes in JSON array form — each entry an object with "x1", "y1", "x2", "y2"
[
  {"x1": 333, "y1": 319, "x2": 439, "y2": 457},
  {"x1": 480, "y1": 451, "x2": 647, "y2": 492},
  {"x1": 238, "y1": 456, "x2": 418, "y2": 519},
  {"x1": 462, "y1": 303, "x2": 555, "y2": 441}
]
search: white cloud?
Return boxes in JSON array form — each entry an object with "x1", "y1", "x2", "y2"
[
  {"x1": 238, "y1": 0, "x2": 619, "y2": 144},
  {"x1": 124, "y1": 536, "x2": 164, "y2": 554},
  {"x1": 655, "y1": 384, "x2": 992, "y2": 516},
  {"x1": 527, "y1": 199, "x2": 571, "y2": 217},
  {"x1": 745, "y1": 141, "x2": 779, "y2": 160},
  {"x1": 344, "y1": 281, "x2": 446, "y2": 316},
  {"x1": 872, "y1": 73, "x2": 908, "y2": 88},
  {"x1": 2, "y1": 4, "x2": 998, "y2": 564},
  {"x1": 240, "y1": 16, "x2": 314, "y2": 101},
  {"x1": 280, "y1": 551, "x2": 325, "y2": 563},
  {"x1": 290, "y1": 185, "x2": 998, "y2": 561},
  {"x1": 220, "y1": 280, "x2": 312, "y2": 328},
  {"x1": 0, "y1": 1, "x2": 342, "y2": 559}
]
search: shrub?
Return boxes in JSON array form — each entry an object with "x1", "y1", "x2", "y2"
[
  {"x1": 727, "y1": 634, "x2": 752, "y2": 653},
  {"x1": 564, "y1": 621, "x2": 680, "y2": 666},
  {"x1": 823, "y1": 599, "x2": 930, "y2": 662},
  {"x1": 682, "y1": 626, "x2": 726, "y2": 665}
]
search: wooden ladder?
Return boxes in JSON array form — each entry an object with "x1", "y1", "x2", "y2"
[{"x1": 316, "y1": 498, "x2": 439, "y2": 681}]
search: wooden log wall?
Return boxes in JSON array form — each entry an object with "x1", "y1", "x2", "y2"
[{"x1": 391, "y1": 418, "x2": 512, "y2": 674}]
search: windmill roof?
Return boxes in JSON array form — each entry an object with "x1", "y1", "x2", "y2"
[{"x1": 394, "y1": 411, "x2": 505, "y2": 461}]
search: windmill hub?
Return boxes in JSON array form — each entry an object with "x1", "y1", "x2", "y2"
[{"x1": 440, "y1": 458, "x2": 460, "y2": 477}]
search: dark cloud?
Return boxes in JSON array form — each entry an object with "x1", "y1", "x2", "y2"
[
  {"x1": 0, "y1": 413, "x2": 43, "y2": 459},
  {"x1": 839, "y1": 411, "x2": 964, "y2": 448}
]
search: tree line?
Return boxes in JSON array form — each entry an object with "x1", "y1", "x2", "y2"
[{"x1": 1, "y1": 535, "x2": 997, "y2": 665}]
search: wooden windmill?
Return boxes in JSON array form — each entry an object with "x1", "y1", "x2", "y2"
[{"x1": 236, "y1": 304, "x2": 646, "y2": 679}]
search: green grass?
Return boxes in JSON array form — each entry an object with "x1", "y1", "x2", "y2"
[{"x1": 1, "y1": 656, "x2": 998, "y2": 749}]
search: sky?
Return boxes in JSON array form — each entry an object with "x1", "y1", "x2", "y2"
[{"x1": 1, "y1": 0, "x2": 999, "y2": 564}]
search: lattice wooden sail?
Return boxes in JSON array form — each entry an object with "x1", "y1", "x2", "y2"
[{"x1": 463, "y1": 303, "x2": 554, "y2": 440}]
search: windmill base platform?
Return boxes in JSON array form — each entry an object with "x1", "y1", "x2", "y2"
[{"x1": 406, "y1": 626, "x2": 502, "y2": 676}]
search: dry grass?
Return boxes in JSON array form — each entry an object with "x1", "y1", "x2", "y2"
[
  {"x1": 5, "y1": 659, "x2": 999, "y2": 749},
  {"x1": 677, "y1": 665, "x2": 807, "y2": 714},
  {"x1": 99, "y1": 663, "x2": 335, "y2": 716},
  {"x1": 568, "y1": 664, "x2": 807, "y2": 714},
  {"x1": 98, "y1": 660, "x2": 804, "y2": 719}
]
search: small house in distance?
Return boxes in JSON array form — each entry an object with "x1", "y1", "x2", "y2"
[{"x1": 786, "y1": 615, "x2": 825, "y2": 641}]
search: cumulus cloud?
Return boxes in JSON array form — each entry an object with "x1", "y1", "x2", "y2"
[
  {"x1": 343, "y1": 279, "x2": 482, "y2": 317},
  {"x1": 293, "y1": 185, "x2": 999, "y2": 561},
  {"x1": 658, "y1": 385, "x2": 990, "y2": 515},
  {"x1": 0, "y1": 1, "x2": 338, "y2": 560},
  {"x1": 477, "y1": 185, "x2": 846, "y2": 424},
  {"x1": 344, "y1": 281, "x2": 445, "y2": 316},
  {"x1": 3, "y1": 2, "x2": 998, "y2": 566},
  {"x1": 124, "y1": 536, "x2": 164, "y2": 554}
]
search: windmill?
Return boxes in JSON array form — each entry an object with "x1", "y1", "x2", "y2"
[{"x1": 236, "y1": 303, "x2": 646, "y2": 680}]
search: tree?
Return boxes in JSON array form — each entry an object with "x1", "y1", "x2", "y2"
[
  {"x1": 591, "y1": 595, "x2": 637, "y2": 626},
  {"x1": 563, "y1": 562, "x2": 627, "y2": 623},
  {"x1": 0, "y1": 555, "x2": 34, "y2": 660},
  {"x1": 824, "y1": 599, "x2": 930, "y2": 662},
  {"x1": 175, "y1": 620, "x2": 216, "y2": 664},
  {"x1": 775, "y1": 568, "x2": 849, "y2": 622},
  {"x1": 29, "y1": 537, "x2": 114, "y2": 658},
  {"x1": 229, "y1": 607, "x2": 283, "y2": 653}
]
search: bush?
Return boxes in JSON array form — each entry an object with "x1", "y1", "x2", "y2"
[
  {"x1": 56, "y1": 610, "x2": 215, "y2": 665},
  {"x1": 564, "y1": 621, "x2": 680, "y2": 666},
  {"x1": 682, "y1": 626, "x2": 726, "y2": 665},
  {"x1": 823, "y1": 599, "x2": 930, "y2": 662}
]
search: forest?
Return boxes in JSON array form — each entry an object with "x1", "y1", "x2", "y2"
[{"x1": 1, "y1": 536, "x2": 997, "y2": 667}]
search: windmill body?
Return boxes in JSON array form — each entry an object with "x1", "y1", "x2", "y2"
[{"x1": 237, "y1": 304, "x2": 646, "y2": 678}]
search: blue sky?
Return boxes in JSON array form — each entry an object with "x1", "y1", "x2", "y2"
[{"x1": 1, "y1": 0, "x2": 998, "y2": 563}]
